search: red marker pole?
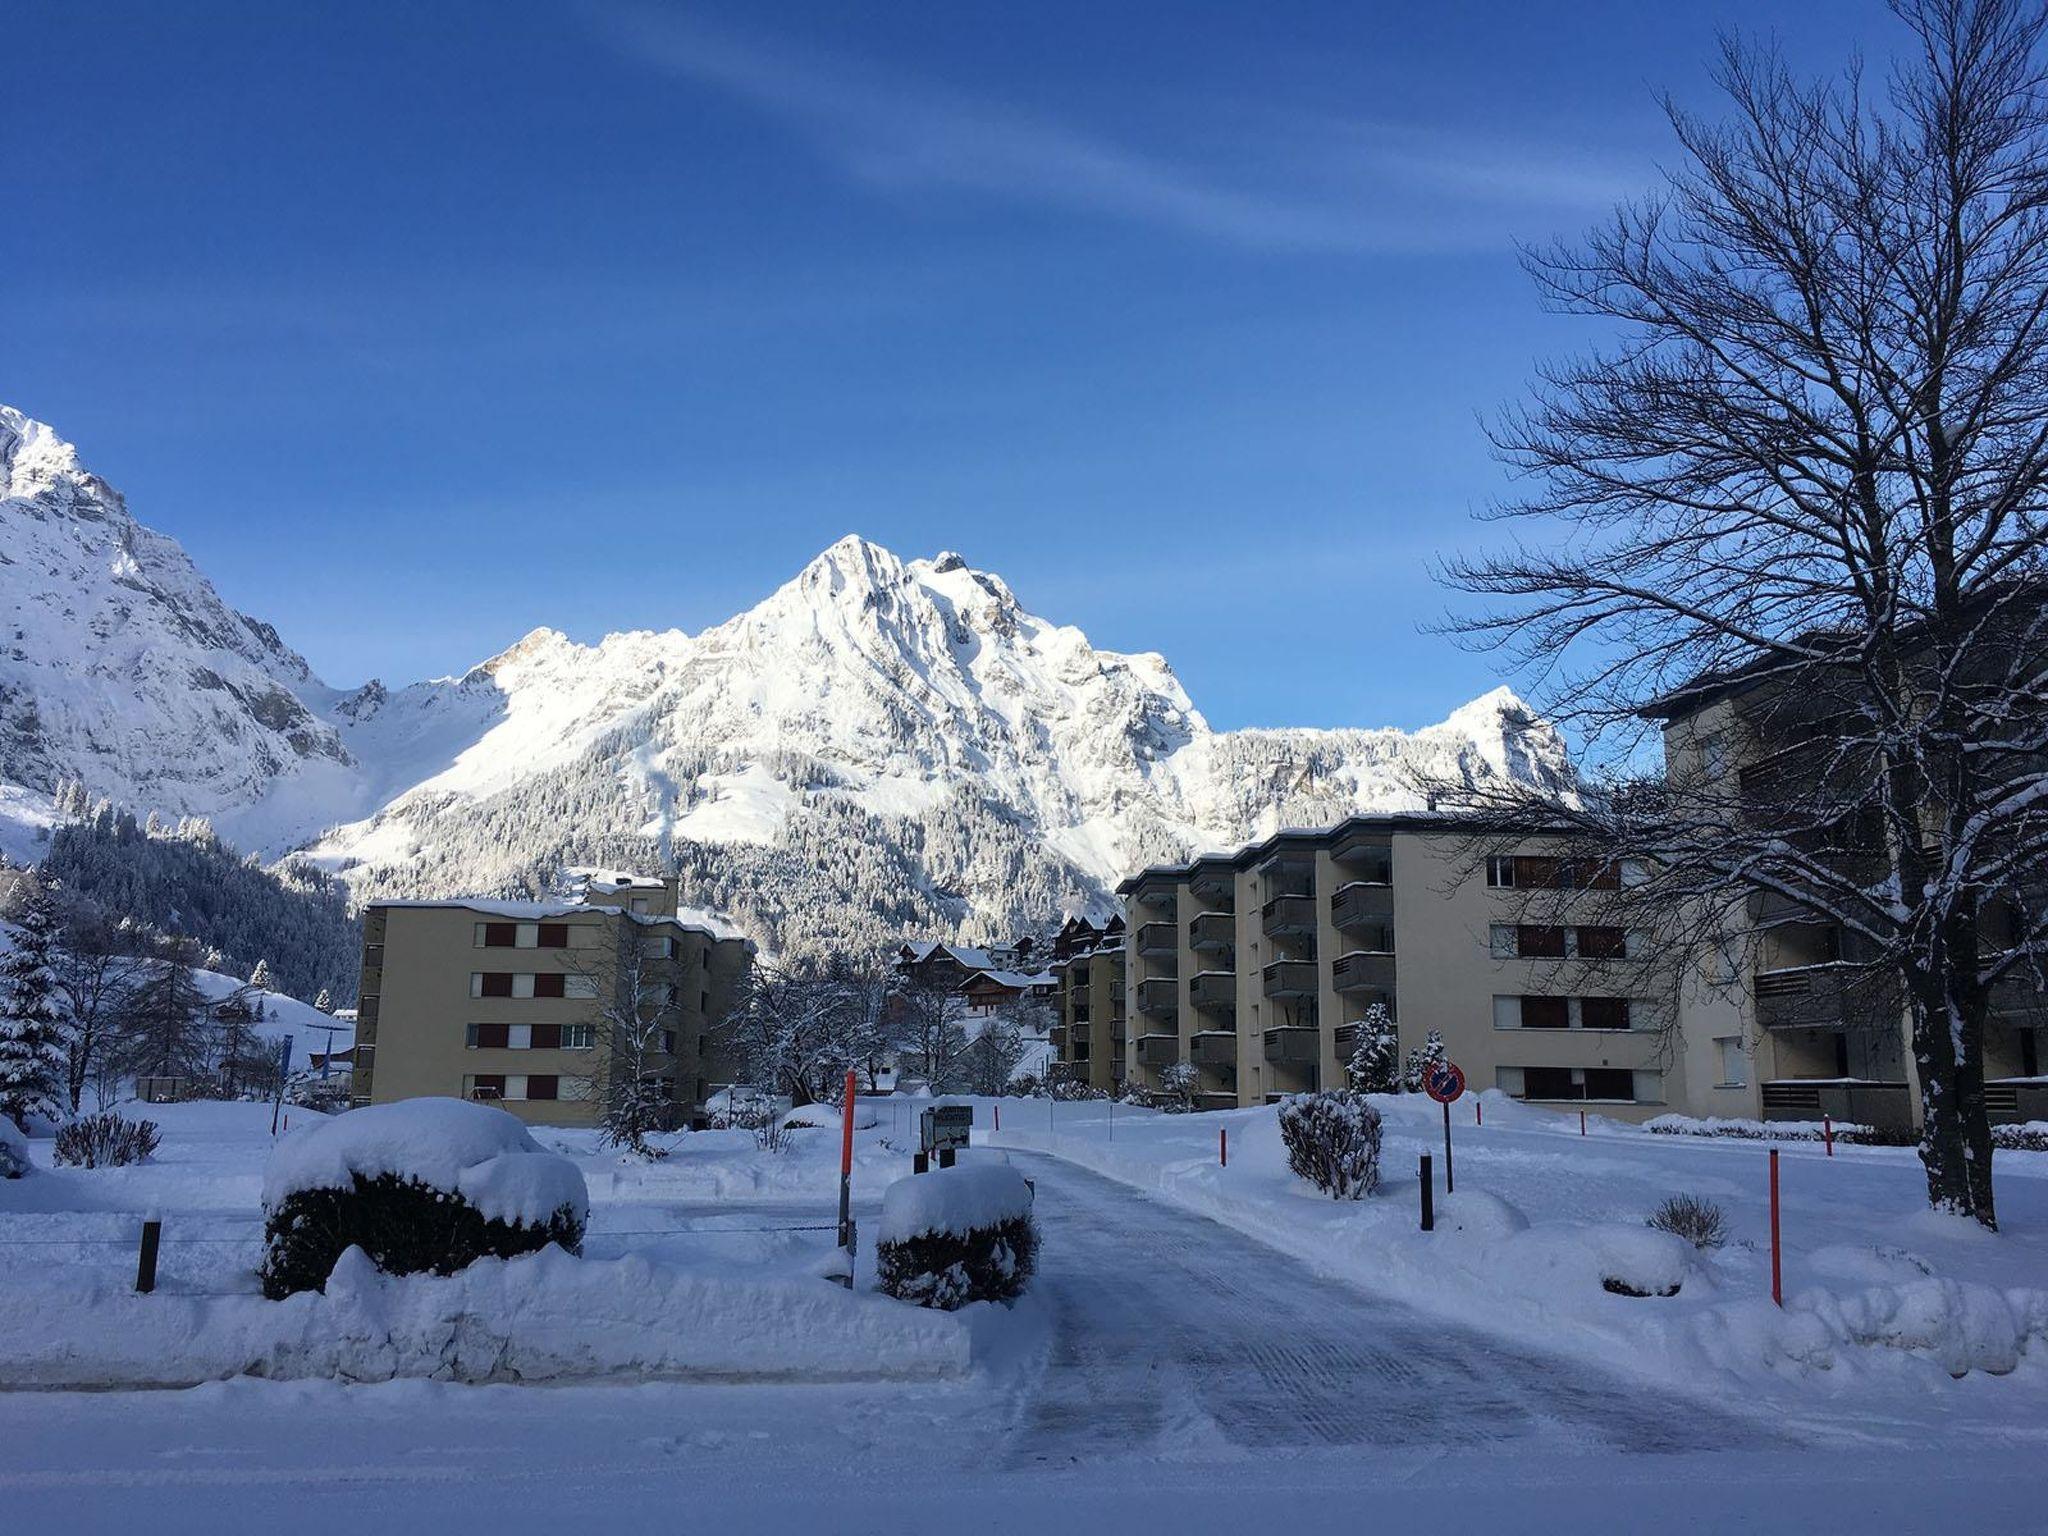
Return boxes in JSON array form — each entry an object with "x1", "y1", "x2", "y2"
[
  {"x1": 1769, "y1": 1147, "x2": 1783, "y2": 1307},
  {"x1": 836, "y1": 1069, "x2": 857, "y2": 1280}
]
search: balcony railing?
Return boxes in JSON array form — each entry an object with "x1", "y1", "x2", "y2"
[
  {"x1": 1760, "y1": 1078, "x2": 1913, "y2": 1130},
  {"x1": 1137, "y1": 978, "x2": 1180, "y2": 1017},
  {"x1": 1262, "y1": 1027, "x2": 1321, "y2": 1064},
  {"x1": 1329, "y1": 880, "x2": 1394, "y2": 932},
  {"x1": 1332, "y1": 951, "x2": 1396, "y2": 993},
  {"x1": 1261, "y1": 893, "x2": 1318, "y2": 938},
  {"x1": 1189, "y1": 970, "x2": 1236, "y2": 1014},
  {"x1": 1189, "y1": 863, "x2": 1236, "y2": 901},
  {"x1": 1188, "y1": 911, "x2": 1235, "y2": 952},
  {"x1": 1136, "y1": 922, "x2": 1178, "y2": 957},
  {"x1": 1753, "y1": 964, "x2": 1898, "y2": 1030},
  {"x1": 1262, "y1": 960, "x2": 1318, "y2": 998},
  {"x1": 1136, "y1": 1033, "x2": 1181, "y2": 1066},
  {"x1": 1190, "y1": 1032, "x2": 1236, "y2": 1066}
]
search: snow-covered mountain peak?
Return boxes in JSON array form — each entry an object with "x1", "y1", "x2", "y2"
[{"x1": 1, "y1": 409, "x2": 1580, "y2": 955}]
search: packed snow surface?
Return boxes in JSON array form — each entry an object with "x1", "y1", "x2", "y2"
[
  {"x1": 262, "y1": 1099, "x2": 587, "y2": 1228},
  {"x1": 879, "y1": 1163, "x2": 1035, "y2": 1244}
]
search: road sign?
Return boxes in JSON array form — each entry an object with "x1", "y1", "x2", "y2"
[
  {"x1": 920, "y1": 1105, "x2": 974, "y2": 1154},
  {"x1": 1425, "y1": 1061, "x2": 1466, "y2": 1104}
]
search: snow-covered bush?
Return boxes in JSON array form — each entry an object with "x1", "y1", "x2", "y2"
[
  {"x1": 1344, "y1": 1003, "x2": 1400, "y2": 1094},
  {"x1": 875, "y1": 1164, "x2": 1037, "y2": 1309},
  {"x1": 1646, "y1": 1193, "x2": 1727, "y2": 1250},
  {"x1": 258, "y1": 1098, "x2": 587, "y2": 1299},
  {"x1": 1993, "y1": 1122, "x2": 2048, "y2": 1153},
  {"x1": 54, "y1": 1113, "x2": 160, "y2": 1167},
  {"x1": 1401, "y1": 1029, "x2": 1447, "y2": 1094},
  {"x1": 0, "y1": 1115, "x2": 26, "y2": 1178},
  {"x1": 1278, "y1": 1090, "x2": 1382, "y2": 1199}
]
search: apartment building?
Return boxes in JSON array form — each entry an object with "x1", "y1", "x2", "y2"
[
  {"x1": 351, "y1": 873, "x2": 754, "y2": 1128},
  {"x1": 1112, "y1": 816, "x2": 1686, "y2": 1119},
  {"x1": 1048, "y1": 915, "x2": 1126, "y2": 1093},
  {"x1": 1651, "y1": 672, "x2": 2048, "y2": 1130}
]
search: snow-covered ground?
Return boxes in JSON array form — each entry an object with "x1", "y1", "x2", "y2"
[
  {"x1": 0, "y1": 1099, "x2": 1000, "y2": 1389},
  {"x1": 989, "y1": 1090, "x2": 2048, "y2": 1391},
  {"x1": 3, "y1": 1093, "x2": 2047, "y2": 1531}
]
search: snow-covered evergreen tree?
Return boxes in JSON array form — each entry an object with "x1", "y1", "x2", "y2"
[
  {"x1": 1401, "y1": 1029, "x2": 1448, "y2": 1094},
  {"x1": 116, "y1": 940, "x2": 213, "y2": 1084},
  {"x1": 0, "y1": 883, "x2": 68, "y2": 1131},
  {"x1": 313, "y1": 988, "x2": 333, "y2": 1014},
  {"x1": 1345, "y1": 1004, "x2": 1401, "y2": 1094},
  {"x1": 247, "y1": 958, "x2": 273, "y2": 991},
  {"x1": 1157, "y1": 1060, "x2": 1199, "y2": 1113}
]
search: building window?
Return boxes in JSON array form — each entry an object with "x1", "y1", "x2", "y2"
[
  {"x1": 1579, "y1": 997, "x2": 1632, "y2": 1032},
  {"x1": 1517, "y1": 926, "x2": 1568, "y2": 959},
  {"x1": 465, "y1": 1074, "x2": 506, "y2": 1101},
  {"x1": 563, "y1": 974, "x2": 596, "y2": 1000},
  {"x1": 1486, "y1": 856, "x2": 1517, "y2": 888},
  {"x1": 1583, "y1": 1068, "x2": 1635, "y2": 1101},
  {"x1": 1716, "y1": 1036, "x2": 1747, "y2": 1087},
  {"x1": 1498, "y1": 1066, "x2": 1660, "y2": 1103},
  {"x1": 1519, "y1": 996, "x2": 1570, "y2": 1029},
  {"x1": 1576, "y1": 926, "x2": 1628, "y2": 959},
  {"x1": 467, "y1": 1022, "x2": 509, "y2": 1049},
  {"x1": 1519, "y1": 1065, "x2": 1576, "y2": 1099},
  {"x1": 1701, "y1": 732, "x2": 1729, "y2": 779},
  {"x1": 472, "y1": 972, "x2": 512, "y2": 998},
  {"x1": 525, "y1": 1075, "x2": 559, "y2": 1101}
]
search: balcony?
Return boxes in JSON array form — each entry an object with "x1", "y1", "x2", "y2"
[
  {"x1": 1188, "y1": 911, "x2": 1235, "y2": 953},
  {"x1": 1262, "y1": 1027, "x2": 1321, "y2": 1065},
  {"x1": 1330, "y1": 826, "x2": 1393, "y2": 877},
  {"x1": 1332, "y1": 951, "x2": 1396, "y2": 994},
  {"x1": 1189, "y1": 861, "x2": 1236, "y2": 902},
  {"x1": 1330, "y1": 880, "x2": 1394, "y2": 932},
  {"x1": 1195, "y1": 1090, "x2": 1239, "y2": 1111},
  {"x1": 1989, "y1": 972, "x2": 2047, "y2": 1024},
  {"x1": 1760, "y1": 1078, "x2": 1913, "y2": 1130},
  {"x1": 1753, "y1": 964, "x2": 1896, "y2": 1030},
  {"x1": 1129, "y1": 877, "x2": 1178, "y2": 912},
  {"x1": 1262, "y1": 894, "x2": 1318, "y2": 938},
  {"x1": 1190, "y1": 1032, "x2": 1237, "y2": 1066},
  {"x1": 1136, "y1": 922, "x2": 1178, "y2": 957},
  {"x1": 1137, "y1": 1033, "x2": 1181, "y2": 1067},
  {"x1": 1189, "y1": 970, "x2": 1237, "y2": 1015},
  {"x1": 1988, "y1": 1080, "x2": 2048, "y2": 1124},
  {"x1": 1137, "y1": 977, "x2": 1180, "y2": 1018},
  {"x1": 1262, "y1": 960, "x2": 1318, "y2": 998}
]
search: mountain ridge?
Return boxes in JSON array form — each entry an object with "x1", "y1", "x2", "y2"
[{"x1": 0, "y1": 406, "x2": 1575, "y2": 955}]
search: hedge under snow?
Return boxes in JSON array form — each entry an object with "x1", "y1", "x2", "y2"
[
  {"x1": 878, "y1": 1162, "x2": 1034, "y2": 1244},
  {"x1": 263, "y1": 1097, "x2": 588, "y2": 1229}
]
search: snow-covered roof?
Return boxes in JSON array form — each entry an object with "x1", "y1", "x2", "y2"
[
  {"x1": 962, "y1": 968, "x2": 1056, "y2": 991},
  {"x1": 373, "y1": 898, "x2": 750, "y2": 947}
]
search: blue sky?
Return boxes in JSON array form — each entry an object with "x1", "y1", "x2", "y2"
[{"x1": 4, "y1": 0, "x2": 1880, "y2": 730}]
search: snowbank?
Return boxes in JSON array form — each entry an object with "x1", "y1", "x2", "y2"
[
  {"x1": 0, "y1": 1116, "x2": 25, "y2": 1179},
  {"x1": 0, "y1": 1243, "x2": 974, "y2": 1389},
  {"x1": 264, "y1": 1099, "x2": 586, "y2": 1228},
  {"x1": 880, "y1": 1164, "x2": 1034, "y2": 1244}
]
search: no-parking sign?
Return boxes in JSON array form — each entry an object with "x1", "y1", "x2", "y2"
[{"x1": 1425, "y1": 1061, "x2": 1467, "y2": 1104}]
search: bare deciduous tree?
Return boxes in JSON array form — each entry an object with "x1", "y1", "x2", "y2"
[{"x1": 1443, "y1": 0, "x2": 2048, "y2": 1226}]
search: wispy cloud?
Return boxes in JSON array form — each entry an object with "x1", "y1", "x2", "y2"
[{"x1": 594, "y1": 8, "x2": 1638, "y2": 255}]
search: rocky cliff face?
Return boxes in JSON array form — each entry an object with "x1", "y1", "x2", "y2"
[{"x1": 0, "y1": 407, "x2": 1575, "y2": 954}]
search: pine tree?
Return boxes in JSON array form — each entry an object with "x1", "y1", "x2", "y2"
[
  {"x1": 117, "y1": 941, "x2": 213, "y2": 1084},
  {"x1": 313, "y1": 988, "x2": 333, "y2": 1014},
  {"x1": 1402, "y1": 1029, "x2": 1448, "y2": 1094},
  {"x1": 247, "y1": 958, "x2": 273, "y2": 991},
  {"x1": 1344, "y1": 1003, "x2": 1401, "y2": 1094},
  {"x1": 0, "y1": 884, "x2": 68, "y2": 1131}
]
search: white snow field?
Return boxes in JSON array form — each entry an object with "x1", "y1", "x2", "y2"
[{"x1": 1, "y1": 1095, "x2": 2045, "y2": 1533}]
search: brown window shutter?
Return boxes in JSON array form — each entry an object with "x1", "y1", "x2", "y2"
[
  {"x1": 530, "y1": 1024, "x2": 561, "y2": 1050},
  {"x1": 526, "y1": 1075, "x2": 558, "y2": 1100},
  {"x1": 532, "y1": 974, "x2": 565, "y2": 999},
  {"x1": 484, "y1": 923, "x2": 516, "y2": 947},
  {"x1": 480, "y1": 973, "x2": 513, "y2": 998},
  {"x1": 1581, "y1": 997, "x2": 1631, "y2": 1031},
  {"x1": 473, "y1": 1022, "x2": 509, "y2": 1049},
  {"x1": 537, "y1": 924, "x2": 569, "y2": 949},
  {"x1": 1520, "y1": 995, "x2": 1570, "y2": 1029},
  {"x1": 1516, "y1": 926, "x2": 1567, "y2": 958}
]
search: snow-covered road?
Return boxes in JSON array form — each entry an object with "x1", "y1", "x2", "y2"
[{"x1": 1007, "y1": 1151, "x2": 1771, "y2": 1462}]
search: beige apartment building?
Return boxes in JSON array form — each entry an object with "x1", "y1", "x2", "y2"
[
  {"x1": 1112, "y1": 816, "x2": 1693, "y2": 1119},
  {"x1": 352, "y1": 873, "x2": 754, "y2": 1128},
  {"x1": 1048, "y1": 916, "x2": 1126, "y2": 1094},
  {"x1": 1652, "y1": 676, "x2": 2047, "y2": 1131}
]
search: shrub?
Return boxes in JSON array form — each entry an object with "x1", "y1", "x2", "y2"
[
  {"x1": 875, "y1": 1164, "x2": 1038, "y2": 1309},
  {"x1": 1993, "y1": 1122, "x2": 2048, "y2": 1153},
  {"x1": 0, "y1": 1119, "x2": 26, "y2": 1179},
  {"x1": 1646, "y1": 1193, "x2": 1727, "y2": 1250},
  {"x1": 54, "y1": 1114, "x2": 161, "y2": 1168},
  {"x1": 257, "y1": 1098, "x2": 588, "y2": 1298},
  {"x1": 259, "y1": 1171, "x2": 584, "y2": 1299},
  {"x1": 1278, "y1": 1090, "x2": 1383, "y2": 1199}
]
